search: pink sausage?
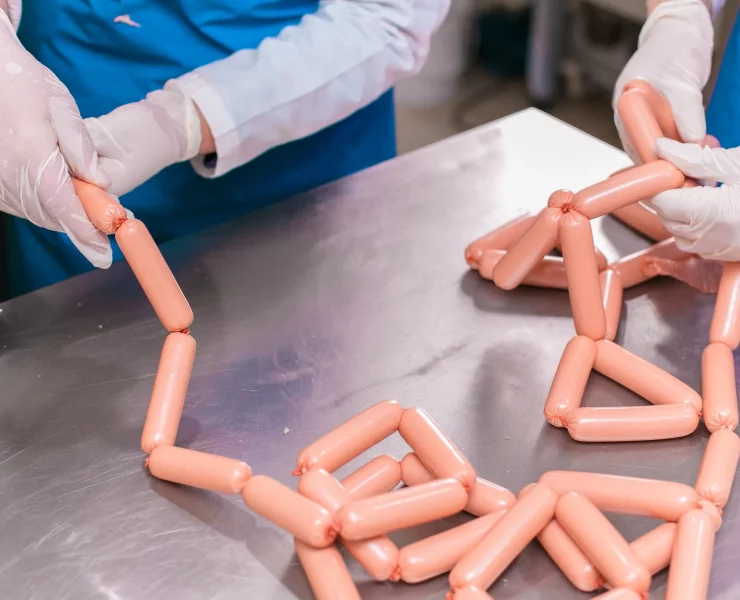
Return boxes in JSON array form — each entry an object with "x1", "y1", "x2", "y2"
[
  {"x1": 338, "y1": 479, "x2": 468, "y2": 541},
  {"x1": 702, "y1": 342, "x2": 739, "y2": 431},
  {"x1": 544, "y1": 336, "x2": 596, "y2": 428},
  {"x1": 398, "y1": 510, "x2": 506, "y2": 584},
  {"x1": 115, "y1": 219, "x2": 194, "y2": 332},
  {"x1": 709, "y1": 261, "x2": 740, "y2": 349},
  {"x1": 591, "y1": 590, "x2": 642, "y2": 600},
  {"x1": 610, "y1": 239, "x2": 687, "y2": 289},
  {"x1": 694, "y1": 429, "x2": 740, "y2": 508},
  {"x1": 141, "y1": 332, "x2": 196, "y2": 453},
  {"x1": 611, "y1": 203, "x2": 671, "y2": 242},
  {"x1": 241, "y1": 475, "x2": 337, "y2": 548},
  {"x1": 537, "y1": 519, "x2": 601, "y2": 592},
  {"x1": 664, "y1": 510, "x2": 715, "y2": 600},
  {"x1": 548, "y1": 189, "x2": 574, "y2": 210},
  {"x1": 492, "y1": 207, "x2": 561, "y2": 290},
  {"x1": 630, "y1": 522, "x2": 676, "y2": 575},
  {"x1": 567, "y1": 404, "x2": 699, "y2": 443},
  {"x1": 538, "y1": 471, "x2": 701, "y2": 521},
  {"x1": 294, "y1": 399, "x2": 403, "y2": 475},
  {"x1": 594, "y1": 340, "x2": 702, "y2": 413},
  {"x1": 400, "y1": 453, "x2": 516, "y2": 515},
  {"x1": 340, "y1": 455, "x2": 401, "y2": 500},
  {"x1": 621, "y1": 79, "x2": 680, "y2": 141},
  {"x1": 465, "y1": 214, "x2": 536, "y2": 268},
  {"x1": 147, "y1": 445, "x2": 251, "y2": 494},
  {"x1": 556, "y1": 492, "x2": 650, "y2": 593},
  {"x1": 398, "y1": 407, "x2": 476, "y2": 491},
  {"x1": 560, "y1": 211, "x2": 607, "y2": 340},
  {"x1": 572, "y1": 161, "x2": 685, "y2": 220},
  {"x1": 616, "y1": 87, "x2": 665, "y2": 163},
  {"x1": 699, "y1": 498, "x2": 723, "y2": 531},
  {"x1": 449, "y1": 483, "x2": 557, "y2": 591},
  {"x1": 600, "y1": 270, "x2": 623, "y2": 342},
  {"x1": 479, "y1": 250, "x2": 568, "y2": 289},
  {"x1": 72, "y1": 177, "x2": 129, "y2": 234},
  {"x1": 446, "y1": 587, "x2": 494, "y2": 600},
  {"x1": 294, "y1": 539, "x2": 361, "y2": 600}
]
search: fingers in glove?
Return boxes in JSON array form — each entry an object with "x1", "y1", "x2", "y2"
[
  {"x1": 661, "y1": 84, "x2": 706, "y2": 143},
  {"x1": 657, "y1": 138, "x2": 740, "y2": 184}
]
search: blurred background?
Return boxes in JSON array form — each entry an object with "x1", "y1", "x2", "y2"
[{"x1": 395, "y1": 0, "x2": 737, "y2": 154}]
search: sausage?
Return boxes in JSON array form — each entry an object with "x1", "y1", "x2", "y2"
[
  {"x1": 340, "y1": 455, "x2": 401, "y2": 500},
  {"x1": 611, "y1": 203, "x2": 671, "y2": 242},
  {"x1": 298, "y1": 469, "x2": 399, "y2": 581},
  {"x1": 479, "y1": 250, "x2": 568, "y2": 289},
  {"x1": 492, "y1": 207, "x2": 561, "y2": 290},
  {"x1": 537, "y1": 519, "x2": 601, "y2": 592},
  {"x1": 590, "y1": 590, "x2": 642, "y2": 600},
  {"x1": 664, "y1": 510, "x2": 715, "y2": 600},
  {"x1": 400, "y1": 453, "x2": 515, "y2": 515},
  {"x1": 694, "y1": 429, "x2": 740, "y2": 508},
  {"x1": 594, "y1": 340, "x2": 702, "y2": 413},
  {"x1": 567, "y1": 404, "x2": 700, "y2": 443},
  {"x1": 294, "y1": 539, "x2": 361, "y2": 600},
  {"x1": 544, "y1": 336, "x2": 596, "y2": 428},
  {"x1": 141, "y1": 332, "x2": 196, "y2": 453},
  {"x1": 572, "y1": 161, "x2": 685, "y2": 219},
  {"x1": 610, "y1": 239, "x2": 688, "y2": 289},
  {"x1": 701, "y1": 342, "x2": 739, "y2": 431},
  {"x1": 398, "y1": 407, "x2": 476, "y2": 491},
  {"x1": 398, "y1": 510, "x2": 506, "y2": 583},
  {"x1": 616, "y1": 87, "x2": 664, "y2": 163},
  {"x1": 555, "y1": 492, "x2": 650, "y2": 593},
  {"x1": 72, "y1": 178, "x2": 129, "y2": 234},
  {"x1": 709, "y1": 262, "x2": 740, "y2": 349},
  {"x1": 548, "y1": 189, "x2": 574, "y2": 210},
  {"x1": 600, "y1": 270, "x2": 623, "y2": 341},
  {"x1": 698, "y1": 498, "x2": 723, "y2": 531},
  {"x1": 465, "y1": 214, "x2": 536, "y2": 268},
  {"x1": 560, "y1": 211, "x2": 607, "y2": 340},
  {"x1": 446, "y1": 587, "x2": 494, "y2": 600},
  {"x1": 538, "y1": 471, "x2": 701, "y2": 521},
  {"x1": 338, "y1": 479, "x2": 468, "y2": 541},
  {"x1": 147, "y1": 445, "x2": 251, "y2": 494},
  {"x1": 294, "y1": 399, "x2": 403, "y2": 475},
  {"x1": 621, "y1": 79, "x2": 681, "y2": 141},
  {"x1": 630, "y1": 522, "x2": 676, "y2": 575},
  {"x1": 241, "y1": 475, "x2": 337, "y2": 548},
  {"x1": 449, "y1": 483, "x2": 557, "y2": 591},
  {"x1": 115, "y1": 219, "x2": 193, "y2": 332}
]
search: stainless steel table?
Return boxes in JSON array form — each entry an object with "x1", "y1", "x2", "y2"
[{"x1": 0, "y1": 109, "x2": 734, "y2": 599}]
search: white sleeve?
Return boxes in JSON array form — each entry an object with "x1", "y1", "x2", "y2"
[
  {"x1": 3, "y1": 0, "x2": 21, "y2": 28},
  {"x1": 172, "y1": 0, "x2": 450, "y2": 178}
]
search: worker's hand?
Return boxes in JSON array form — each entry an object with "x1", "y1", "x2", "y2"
[
  {"x1": 84, "y1": 85, "x2": 203, "y2": 197},
  {"x1": 0, "y1": 11, "x2": 112, "y2": 267},
  {"x1": 613, "y1": 0, "x2": 713, "y2": 163}
]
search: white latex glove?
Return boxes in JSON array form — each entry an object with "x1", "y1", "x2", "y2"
[
  {"x1": 651, "y1": 138, "x2": 740, "y2": 261},
  {"x1": 613, "y1": 0, "x2": 713, "y2": 163},
  {"x1": 0, "y1": 11, "x2": 112, "y2": 267},
  {"x1": 84, "y1": 85, "x2": 203, "y2": 197}
]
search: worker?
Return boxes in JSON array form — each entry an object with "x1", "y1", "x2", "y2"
[
  {"x1": 0, "y1": 0, "x2": 450, "y2": 297},
  {"x1": 614, "y1": 0, "x2": 740, "y2": 262}
]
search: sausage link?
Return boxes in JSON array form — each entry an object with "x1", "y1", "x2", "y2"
[
  {"x1": 115, "y1": 219, "x2": 193, "y2": 332},
  {"x1": 465, "y1": 214, "x2": 536, "y2": 268},
  {"x1": 695, "y1": 429, "x2": 740, "y2": 508},
  {"x1": 492, "y1": 208, "x2": 561, "y2": 290},
  {"x1": 479, "y1": 250, "x2": 567, "y2": 289},
  {"x1": 611, "y1": 203, "x2": 671, "y2": 242},
  {"x1": 147, "y1": 446, "x2": 251, "y2": 494},
  {"x1": 340, "y1": 455, "x2": 401, "y2": 500},
  {"x1": 398, "y1": 510, "x2": 506, "y2": 583},
  {"x1": 294, "y1": 399, "x2": 403, "y2": 475},
  {"x1": 710, "y1": 262, "x2": 740, "y2": 349},
  {"x1": 702, "y1": 342, "x2": 739, "y2": 431},
  {"x1": 242, "y1": 475, "x2": 337, "y2": 548},
  {"x1": 556, "y1": 492, "x2": 650, "y2": 593},
  {"x1": 398, "y1": 407, "x2": 476, "y2": 491},
  {"x1": 665, "y1": 510, "x2": 715, "y2": 600},
  {"x1": 141, "y1": 332, "x2": 196, "y2": 453},
  {"x1": 699, "y1": 498, "x2": 723, "y2": 531},
  {"x1": 600, "y1": 270, "x2": 623, "y2": 342},
  {"x1": 630, "y1": 522, "x2": 676, "y2": 575},
  {"x1": 400, "y1": 453, "x2": 515, "y2": 515},
  {"x1": 446, "y1": 587, "x2": 494, "y2": 600},
  {"x1": 449, "y1": 483, "x2": 557, "y2": 591},
  {"x1": 572, "y1": 161, "x2": 685, "y2": 220},
  {"x1": 548, "y1": 189, "x2": 574, "y2": 210},
  {"x1": 560, "y1": 212, "x2": 607, "y2": 340},
  {"x1": 72, "y1": 177, "x2": 129, "y2": 234},
  {"x1": 338, "y1": 479, "x2": 468, "y2": 541},
  {"x1": 610, "y1": 239, "x2": 687, "y2": 289},
  {"x1": 567, "y1": 404, "x2": 699, "y2": 443},
  {"x1": 621, "y1": 80, "x2": 680, "y2": 141},
  {"x1": 594, "y1": 340, "x2": 702, "y2": 413},
  {"x1": 616, "y1": 87, "x2": 665, "y2": 163},
  {"x1": 537, "y1": 519, "x2": 601, "y2": 592},
  {"x1": 538, "y1": 471, "x2": 701, "y2": 521},
  {"x1": 294, "y1": 539, "x2": 361, "y2": 600},
  {"x1": 544, "y1": 336, "x2": 596, "y2": 428}
]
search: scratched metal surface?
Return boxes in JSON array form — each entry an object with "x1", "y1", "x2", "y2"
[{"x1": 0, "y1": 109, "x2": 733, "y2": 599}]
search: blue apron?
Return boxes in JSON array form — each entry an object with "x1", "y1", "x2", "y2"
[
  {"x1": 7, "y1": 1, "x2": 396, "y2": 297},
  {"x1": 706, "y1": 14, "x2": 740, "y2": 148}
]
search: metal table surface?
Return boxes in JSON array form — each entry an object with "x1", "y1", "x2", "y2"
[{"x1": 0, "y1": 109, "x2": 734, "y2": 600}]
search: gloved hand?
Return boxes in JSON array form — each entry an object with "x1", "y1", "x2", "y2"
[
  {"x1": 613, "y1": 0, "x2": 713, "y2": 163},
  {"x1": 0, "y1": 11, "x2": 112, "y2": 267},
  {"x1": 84, "y1": 85, "x2": 203, "y2": 197}
]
